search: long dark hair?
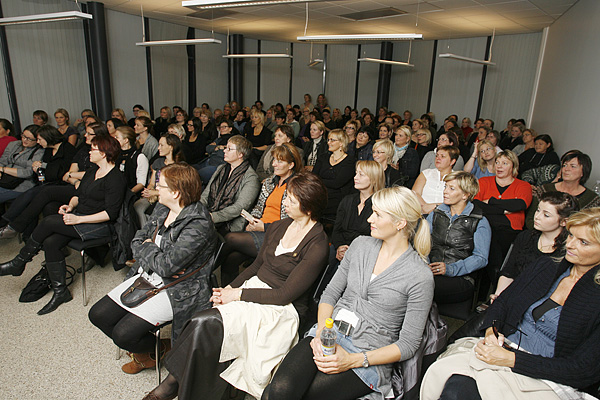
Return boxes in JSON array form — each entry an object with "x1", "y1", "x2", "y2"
[
  {"x1": 538, "y1": 191, "x2": 579, "y2": 252},
  {"x1": 162, "y1": 133, "x2": 186, "y2": 163}
]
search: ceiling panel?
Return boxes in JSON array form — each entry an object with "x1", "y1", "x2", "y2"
[{"x1": 97, "y1": 0, "x2": 579, "y2": 42}]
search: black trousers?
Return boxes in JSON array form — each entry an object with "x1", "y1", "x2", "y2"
[
  {"x1": 31, "y1": 214, "x2": 80, "y2": 263},
  {"x1": 433, "y1": 275, "x2": 474, "y2": 304},
  {"x1": 88, "y1": 295, "x2": 158, "y2": 353},
  {"x1": 261, "y1": 336, "x2": 373, "y2": 400},
  {"x1": 439, "y1": 374, "x2": 482, "y2": 400}
]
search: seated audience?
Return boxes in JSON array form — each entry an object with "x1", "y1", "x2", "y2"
[
  {"x1": 115, "y1": 126, "x2": 149, "y2": 195},
  {"x1": 421, "y1": 208, "x2": 600, "y2": 400},
  {"x1": 153, "y1": 106, "x2": 172, "y2": 136},
  {"x1": 134, "y1": 134, "x2": 184, "y2": 227},
  {"x1": 244, "y1": 108, "x2": 273, "y2": 155},
  {"x1": 128, "y1": 105, "x2": 143, "y2": 128},
  {"x1": 426, "y1": 171, "x2": 491, "y2": 305},
  {"x1": 467, "y1": 125, "x2": 490, "y2": 154},
  {"x1": 420, "y1": 131, "x2": 465, "y2": 172},
  {"x1": 499, "y1": 122, "x2": 524, "y2": 152},
  {"x1": 89, "y1": 163, "x2": 218, "y2": 374},
  {"x1": 201, "y1": 135, "x2": 260, "y2": 234},
  {"x1": 135, "y1": 116, "x2": 159, "y2": 162},
  {"x1": 0, "y1": 118, "x2": 17, "y2": 157},
  {"x1": 196, "y1": 119, "x2": 235, "y2": 184},
  {"x1": 313, "y1": 129, "x2": 355, "y2": 225},
  {"x1": 219, "y1": 142, "x2": 303, "y2": 286},
  {"x1": 372, "y1": 138, "x2": 404, "y2": 188},
  {"x1": 142, "y1": 173, "x2": 329, "y2": 400},
  {"x1": 167, "y1": 123, "x2": 185, "y2": 141},
  {"x1": 473, "y1": 150, "x2": 532, "y2": 286},
  {"x1": 518, "y1": 134, "x2": 560, "y2": 175},
  {"x1": 343, "y1": 120, "x2": 359, "y2": 158},
  {"x1": 0, "y1": 125, "x2": 43, "y2": 205},
  {"x1": 0, "y1": 135, "x2": 126, "y2": 315},
  {"x1": 378, "y1": 123, "x2": 393, "y2": 140},
  {"x1": 32, "y1": 109, "x2": 48, "y2": 126},
  {"x1": 464, "y1": 139, "x2": 497, "y2": 179},
  {"x1": 256, "y1": 125, "x2": 303, "y2": 182},
  {"x1": 461, "y1": 117, "x2": 473, "y2": 141},
  {"x1": 198, "y1": 109, "x2": 218, "y2": 143},
  {"x1": 511, "y1": 127, "x2": 536, "y2": 156},
  {"x1": 233, "y1": 110, "x2": 247, "y2": 134},
  {"x1": 263, "y1": 186, "x2": 434, "y2": 400},
  {"x1": 392, "y1": 125, "x2": 419, "y2": 187},
  {"x1": 413, "y1": 145, "x2": 459, "y2": 214},
  {"x1": 526, "y1": 150, "x2": 600, "y2": 229},
  {"x1": 54, "y1": 108, "x2": 78, "y2": 146},
  {"x1": 111, "y1": 108, "x2": 127, "y2": 125},
  {"x1": 302, "y1": 120, "x2": 328, "y2": 171},
  {"x1": 485, "y1": 129, "x2": 502, "y2": 151},
  {"x1": 106, "y1": 118, "x2": 125, "y2": 138}
]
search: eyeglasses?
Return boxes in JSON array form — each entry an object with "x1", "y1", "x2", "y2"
[
  {"x1": 327, "y1": 138, "x2": 339, "y2": 143},
  {"x1": 22, "y1": 136, "x2": 36, "y2": 142},
  {"x1": 372, "y1": 150, "x2": 386, "y2": 155},
  {"x1": 492, "y1": 319, "x2": 526, "y2": 350},
  {"x1": 156, "y1": 184, "x2": 169, "y2": 189},
  {"x1": 416, "y1": 133, "x2": 426, "y2": 137},
  {"x1": 345, "y1": 126, "x2": 355, "y2": 130},
  {"x1": 225, "y1": 146, "x2": 237, "y2": 152}
]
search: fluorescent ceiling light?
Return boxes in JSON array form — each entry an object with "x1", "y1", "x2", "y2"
[
  {"x1": 308, "y1": 59, "x2": 323, "y2": 67},
  {"x1": 0, "y1": 11, "x2": 93, "y2": 26},
  {"x1": 439, "y1": 53, "x2": 495, "y2": 66},
  {"x1": 297, "y1": 34, "x2": 422, "y2": 42},
  {"x1": 183, "y1": 0, "x2": 330, "y2": 9},
  {"x1": 358, "y1": 58, "x2": 413, "y2": 67},
  {"x1": 136, "y1": 38, "x2": 222, "y2": 47},
  {"x1": 223, "y1": 53, "x2": 292, "y2": 58}
]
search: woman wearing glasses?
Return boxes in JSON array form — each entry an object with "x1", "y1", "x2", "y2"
[
  {"x1": 0, "y1": 135, "x2": 126, "y2": 315},
  {"x1": 421, "y1": 207, "x2": 600, "y2": 400},
  {"x1": 412, "y1": 128, "x2": 434, "y2": 161},
  {"x1": 313, "y1": 129, "x2": 355, "y2": 226},
  {"x1": 182, "y1": 117, "x2": 207, "y2": 166},
  {"x1": 420, "y1": 131, "x2": 464, "y2": 172},
  {"x1": 464, "y1": 139, "x2": 497, "y2": 179}
]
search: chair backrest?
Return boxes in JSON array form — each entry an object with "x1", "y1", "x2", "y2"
[{"x1": 209, "y1": 238, "x2": 226, "y2": 288}]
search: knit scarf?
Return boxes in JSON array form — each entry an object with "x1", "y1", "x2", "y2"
[{"x1": 207, "y1": 160, "x2": 250, "y2": 212}]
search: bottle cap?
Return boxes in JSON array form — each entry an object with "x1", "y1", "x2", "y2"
[{"x1": 325, "y1": 318, "x2": 334, "y2": 329}]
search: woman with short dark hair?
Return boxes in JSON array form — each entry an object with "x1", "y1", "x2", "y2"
[
  {"x1": 89, "y1": 163, "x2": 218, "y2": 375},
  {"x1": 142, "y1": 173, "x2": 329, "y2": 400},
  {"x1": 518, "y1": 133, "x2": 560, "y2": 175},
  {"x1": 0, "y1": 135, "x2": 126, "y2": 315}
]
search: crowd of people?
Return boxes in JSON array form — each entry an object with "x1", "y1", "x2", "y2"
[{"x1": 0, "y1": 97, "x2": 599, "y2": 400}]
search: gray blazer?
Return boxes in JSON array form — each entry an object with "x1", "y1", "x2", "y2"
[{"x1": 0, "y1": 141, "x2": 43, "y2": 192}]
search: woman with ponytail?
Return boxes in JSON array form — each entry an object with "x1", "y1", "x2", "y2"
[{"x1": 262, "y1": 186, "x2": 434, "y2": 400}]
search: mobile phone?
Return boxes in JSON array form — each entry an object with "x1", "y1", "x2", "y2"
[{"x1": 240, "y1": 209, "x2": 255, "y2": 223}]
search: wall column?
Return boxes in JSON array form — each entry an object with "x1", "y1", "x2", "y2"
[
  {"x1": 231, "y1": 34, "x2": 244, "y2": 105},
  {"x1": 376, "y1": 41, "x2": 393, "y2": 110},
  {"x1": 87, "y1": 2, "x2": 113, "y2": 120}
]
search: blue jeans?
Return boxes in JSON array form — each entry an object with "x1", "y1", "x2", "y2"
[{"x1": 0, "y1": 187, "x2": 21, "y2": 204}]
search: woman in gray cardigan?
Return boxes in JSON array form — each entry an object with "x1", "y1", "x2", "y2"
[
  {"x1": 0, "y1": 124, "x2": 43, "y2": 204},
  {"x1": 263, "y1": 186, "x2": 435, "y2": 400}
]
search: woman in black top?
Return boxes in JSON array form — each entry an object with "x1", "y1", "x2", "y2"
[
  {"x1": 115, "y1": 126, "x2": 148, "y2": 194},
  {"x1": 518, "y1": 134, "x2": 560, "y2": 176},
  {"x1": 312, "y1": 129, "x2": 355, "y2": 226},
  {"x1": 0, "y1": 135, "x2": 126, "y2": 315},
  {"x1": 244, "y1": 109, "x2": 273, "y2": 151},
  {"x1": 182, "y1": 117, "x2": 207, "y2": 166}
]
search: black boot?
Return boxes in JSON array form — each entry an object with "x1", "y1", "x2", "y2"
[
  {"x1": 0, "y1": 237, "x2": 42, "y2": 276},
  {"x1": 38, "y1": 260, "x2": 72, "y2": 315}
]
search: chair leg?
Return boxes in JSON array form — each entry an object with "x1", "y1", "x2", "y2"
[
  {"x1": 115, "y1": 346, "x2": 121, "y2": 360},
  {"x1": 81, "y1": 250, "x2": 87, "y2": 306},
  {"x1": 155, "y1": 327, "x2": 161, "y2": 385}
]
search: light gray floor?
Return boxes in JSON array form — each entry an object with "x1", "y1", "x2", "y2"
[{"x1": 0, "y1": 236, "x2": 162, "y2": 400}]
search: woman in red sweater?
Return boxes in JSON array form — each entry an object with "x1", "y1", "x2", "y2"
[{"x1": 473, "y1": 150, "x2": 532, "y2": 288}]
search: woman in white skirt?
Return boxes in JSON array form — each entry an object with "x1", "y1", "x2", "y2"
[
  {"x1": 141, "y1": 172, "x2": 329, "y2": 400},
  {"x1": 89, "y1": 163, "x2": 218, "y2": 375}
]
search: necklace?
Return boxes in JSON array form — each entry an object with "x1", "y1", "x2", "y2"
[{"x1": 331, "y1": 152, "x2": 345, "y2": 163}]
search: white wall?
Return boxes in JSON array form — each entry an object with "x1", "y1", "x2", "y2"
[
  {"x1": 195, "y1": 30, "x2": 228, "y2": 111},
  {"x1": 531, "y1": 0, "x2": 600, "y2": 184},
  {"x1": 260, "y1": 40, "x2": 292, "y2": 107},
  {"x1": 291, "y1": 43, "x2": 324, "y2": 107},
  {"x1": 325, "y1": 44, "x2": 357, "y2": 112},
  {"x1": 106, "y1": 9, "x2": 146, "y2": 119},
  {"x1": 356, "y1": 44, "x2": 380, "y2": 113},
  {"x1": 3, "y1": 1, "x2": 91, "y2": 129},
  {"x1": 389, "y1": 40, "x2": 434, "y2": 119}
]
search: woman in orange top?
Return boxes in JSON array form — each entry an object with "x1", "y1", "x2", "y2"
[{"x1": 218, "y1": 143, "x2": 303, "y2": 285}]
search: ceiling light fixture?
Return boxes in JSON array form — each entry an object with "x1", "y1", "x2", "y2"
[
  {"x1": 308, "y1": 59, "x2": 323, "y2": 67},
  {"x1": 297, "y1": 34, "x2": 422, "y2": 42},
  {"x1": 0, "y1": 11, "x2": 93, "y2": 26},
  {"x1": 183, "y1": 0, "x2": 331, "y2": 9},
  {"x1": 358, "y1": 58, "x2": 413, "y2": 67},
  {"x1": 223, "y1": 54, "x2": 293, "y2": 58},
  {"x1": 136, "y1": 38, "x2": 222, "y2": 46},
  {"x1": 438, "y1": 53, "x2": 495, "y2": 66}
]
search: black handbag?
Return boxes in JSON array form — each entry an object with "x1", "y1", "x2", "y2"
[{"x1": 0, "y1": 173, "x2": 24, "y2": 189}]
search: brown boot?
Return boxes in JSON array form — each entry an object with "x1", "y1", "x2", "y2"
[{"x1": 121, "y1": 352, "x2": 155, "y2": 374}]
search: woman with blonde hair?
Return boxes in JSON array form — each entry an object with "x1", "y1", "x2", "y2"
[
  {"x1": 412, "y1": 128, "x2": 434, "y2": 161},
  {"x1": 111, "y1": 108, "x2": 127, "y2": 124},
  {"x1": 393, "y1": 125, "x2": 420, "y2": 188},
  {"x1": 303, "y1": 120, "x2": 328, "y2": 171},
  {"x1": 372, "y1": 139, "x2": 403, "y2": 187},
  {"x1": 464, "y1": 139, "x2": 497, "y2": 179},
  {"x1": 244, "y1": 109, "x2": 272, "y2": 154},
  {"x1": 421, "y1": 207, "x2": 600, "y2": 400},
  {"x1": 263, "y1": 186, "x2": 434, "y2": 400},
  {"x1": 54, "y1": 108, "x2": 78, "y2": 146}
]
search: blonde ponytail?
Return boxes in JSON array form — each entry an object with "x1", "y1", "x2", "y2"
[{"x1": 412, "y1": 217, "x2": 431, "y2": 262}]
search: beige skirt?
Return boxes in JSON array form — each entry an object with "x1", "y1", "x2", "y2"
[
  {"x1": 420, "y1": 338, "x2": 561, "y2": 400},
  {"x1": 217, "y1": 276, "x2": 299, "y2": 399}
]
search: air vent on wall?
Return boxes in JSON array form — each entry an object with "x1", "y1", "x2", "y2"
[
  {"x1": 339, "y1": 8, "x2": 406, "y2": 22},
  {"x1": 187, "y1": 9, "x2": 238, "y2": 20}
]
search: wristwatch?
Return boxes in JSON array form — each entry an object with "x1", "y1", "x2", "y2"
[{"x1": 362, "y1": 352, "x2": 370, "y2": 368}]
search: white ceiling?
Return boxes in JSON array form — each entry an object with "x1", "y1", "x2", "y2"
[{"x1": 98, "y1": 0, "x2": 578, "y2": 42}]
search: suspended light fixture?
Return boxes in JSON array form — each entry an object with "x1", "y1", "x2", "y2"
[
  {"x1": 136, "y1": 39, "x2": 221, "y2": 46},
  {"x1": 358, "y1": 58, "x2": 413, "y2": 67},
  {"x1": 183, "y1": 0, "x2": 337, "y2": 9},
  {"x1": 297, "y1": 34, "x2": 422, "y2": 42},
  {"x1": 223, "y1": 53, "x2": 292, "y2": 58},
  {"x1": 0, "y1": 11, "x2": 92, "y2": 26},
  {"x1": 438, "y1": 29, "x2": 496, "y2": 66}
]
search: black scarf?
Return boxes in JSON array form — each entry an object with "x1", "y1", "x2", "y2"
[{"x1": 207, "y1": 160, "x2": 250, "y2": 212}]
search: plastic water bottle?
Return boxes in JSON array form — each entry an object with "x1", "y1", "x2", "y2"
[
  {"x1": 594, "y1": 180, "x2": 600, "y2": 196},
  {"x1": 320, "y1": 318, "x2": 337, "y2": 356},
  {"x1": 36, "y1": 167, "x2": 46, "y2": 183}
]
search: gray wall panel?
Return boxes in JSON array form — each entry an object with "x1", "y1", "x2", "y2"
[
  {"x1": 195, "y1": 30, "x2": 227, "y2": 110},
  {"x1": 325, "y1": 44, "x2": 357, "y2": 112},
  {"x1": 356, "y1": 44, "x2": 380, "y2": 113},
  {"x1": 291, "y1": 43, "x2": 324, "y2": 108},
  {"x1": 260, "y1": 41, "x2": 291, "y2": 107}
]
